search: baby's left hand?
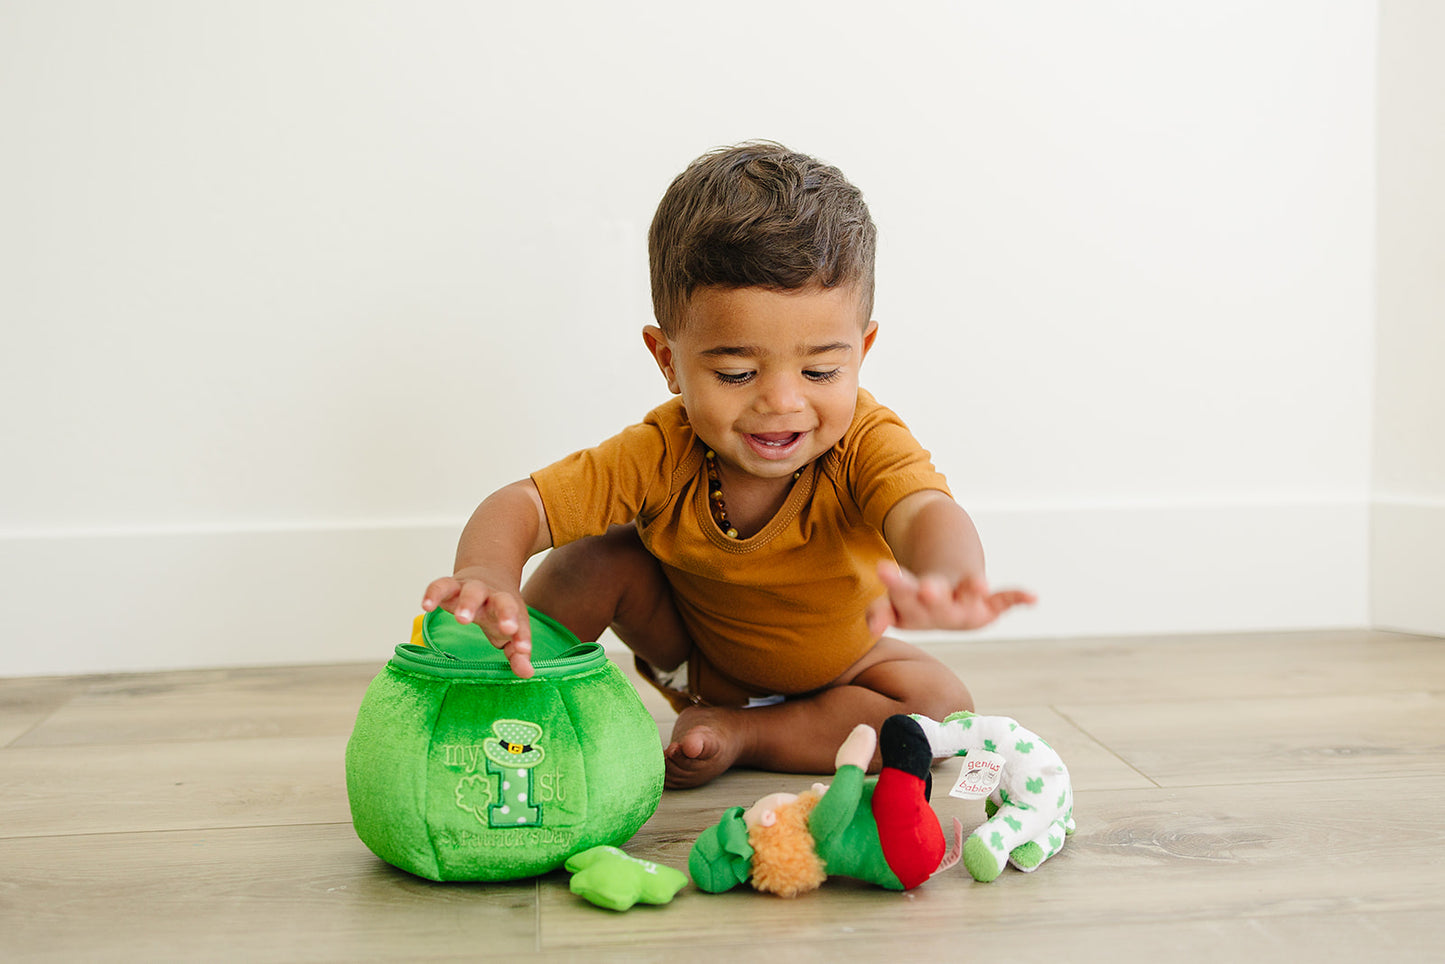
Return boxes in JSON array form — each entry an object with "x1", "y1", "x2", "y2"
[{"x1": 867, "y1": 564, "x2": 1036, "y2": 637}]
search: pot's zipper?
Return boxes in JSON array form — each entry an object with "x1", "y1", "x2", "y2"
[{"x1": 389, "y1": 641, "x2": 604, "y2": 679}]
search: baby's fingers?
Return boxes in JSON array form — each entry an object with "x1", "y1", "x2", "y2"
[
  {"x1": 420, "y1": 576, "x2": 534, "y2": 678},
  {"x1": 885, "y1": 582, "x2": 935, "y2": 629},
  {"x1": 451, "y1": 580, "x2": 496, "y2": 625},
  {"x1": 987, "y1": 589, "x2": 1038, "y2": 613},
  {"x1": 501, "y1": 638, "x2": 535, "y2": 679},
  {"x1": 421, "y1": 577, "x2": 462, "y2": 613},
  {"x1": 877, "y1": 563, "x2": 925, "y2": 613},
  {"x1": 876, "y1": 561, "x2": 917, "y2": 594},
  {"x1": 866, "y1": 595, "x2": 898, "y2": 638},
  {"x1": 475, "y1": 590, "x2": 526, "y2": 636},
  {"x1": 472, "y1": 593, "x2": 533, "y2": 678}
]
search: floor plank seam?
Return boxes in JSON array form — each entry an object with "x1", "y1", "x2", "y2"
[
  {"x1": 3, "y1": 698, "x2": 77, "y2": 750},
  {"x1": 1050, "y1": 704, "x2": 1162, "y2": 788},
  {"x1": 0, "y1": 732, "x2": 348, "y2": 752},
  {"x1": 0, "y1": 820, "x2": 359, "y2": 844},
  {"x1": 1041, "y1": 686, "x2": 1445, "y2": 709},
  {"x1": 1128, "y1": 773, "x2": 1445, "y2": 791}
]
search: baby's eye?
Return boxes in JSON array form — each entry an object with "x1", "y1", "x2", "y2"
[
  {"x1": 714, "y1": 370, "x2": 754, "y2": 385},
  {"x1": 804, "y1": 369, "x2": 842, "y2": 383}
]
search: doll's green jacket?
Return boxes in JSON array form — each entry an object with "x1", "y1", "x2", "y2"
[{"x1": 809, "y1": 765, "x2": 905, "y2": 890}]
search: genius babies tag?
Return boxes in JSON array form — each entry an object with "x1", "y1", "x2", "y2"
[{"x1": 948, "y1": 749, "x2": 1007, "y2": 800}]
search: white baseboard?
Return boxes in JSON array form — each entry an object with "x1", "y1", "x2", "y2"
[
  {"x1": 1371, "y1": 498, "x2": 1445, "y2": 637},
  {"x1": 0, "y1": 523, "x2": 460, "y2": 677},
  {"x1": 957, "y1": 499, "x2": 1371, "y2": 641},
  {"x1": 0, "y1": 499, "x2": 1374, "y2": 677}
]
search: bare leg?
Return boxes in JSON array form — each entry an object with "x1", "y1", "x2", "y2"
[
  {"x1": 665, "y1": 636, "x2": 974, "y2": 789},
  {"x1": 522, "y1": 524, "x2": 692, "y2": 674}
]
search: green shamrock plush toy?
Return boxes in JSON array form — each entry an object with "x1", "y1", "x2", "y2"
[
  {"x1": 912, "y1": 711, "x2": 1075, "y2": 882},
  {"x1": 565, "y1": 846, "x2": 688, "y2": 911}
]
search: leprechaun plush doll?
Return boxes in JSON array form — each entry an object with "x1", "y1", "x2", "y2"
[{"x1": 689, "y1": 715, "x2": 963, "y2": 896}]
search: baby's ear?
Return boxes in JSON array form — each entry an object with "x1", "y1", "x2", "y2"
[
  {"x1": 641, "y1": 326, "x2": 681, "y2": 394},
  {"x1": 758, "y1": 810, "x2": 778, "y2": 828}
]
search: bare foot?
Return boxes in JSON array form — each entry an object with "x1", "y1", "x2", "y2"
[{"x1": 664, "y1": 705, "x2": 748, "y2": 789}]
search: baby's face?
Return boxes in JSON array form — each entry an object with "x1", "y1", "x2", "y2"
[{"x1": 648, "y1": 284, "x2": 877, "y2": 486}]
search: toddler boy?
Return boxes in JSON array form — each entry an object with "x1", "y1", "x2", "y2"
[{"x1": 422, "y1": 142, "x2": 1034, "y2": 788}]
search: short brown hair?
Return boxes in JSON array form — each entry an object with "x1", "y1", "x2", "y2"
[{"x1": 648, "y1": 142, "x2": 877, "y2": 334}]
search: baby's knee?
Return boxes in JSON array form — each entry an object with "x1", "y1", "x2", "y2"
[
  {"x1": 905, "y1": 677, "x2": 973, "y2": 721},
  {"x1": 901, "y1": 661, "x2": 974, "y2": 720},
  {"x1": 857, "y1": 642, "x2": 974, "y2": 720}
]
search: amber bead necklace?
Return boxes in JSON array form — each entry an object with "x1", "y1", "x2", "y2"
[{"x1": 704, "y1": 449, "x2": 801, "y2": 539}]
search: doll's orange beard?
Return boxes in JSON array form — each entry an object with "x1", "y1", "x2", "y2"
[{"x1": 746, "y1": 790, "x2": 826, "y2": 897}]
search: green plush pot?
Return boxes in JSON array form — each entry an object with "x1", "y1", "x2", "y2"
[{"x1": 345, "y1": 607, "x2": 664, "y2": 881}]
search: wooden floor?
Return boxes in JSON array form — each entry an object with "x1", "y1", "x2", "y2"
[{"x1": 3, "y1": 629, "x2": 1444, "y2": 962}]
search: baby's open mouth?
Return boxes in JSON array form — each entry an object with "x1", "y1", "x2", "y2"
[
  {"x1": 750, "y1": 433, "x2": 801, "y2": 447},
  {"x1": 744, "y1": 432, "x2": 805, "y2": 459}
]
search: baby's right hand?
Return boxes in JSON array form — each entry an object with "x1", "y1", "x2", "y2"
[{"x1": 420, "y1": 570, "x2": 534, "y2": 678}]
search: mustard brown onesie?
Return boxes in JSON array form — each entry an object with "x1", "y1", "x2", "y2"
[{"x1": 530, "y1": 389, "x2": 950, "y2": 707}]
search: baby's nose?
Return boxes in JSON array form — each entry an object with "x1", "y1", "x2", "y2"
[{"x1": 755, "y1": 375, "x2": 805, "y2": 413}]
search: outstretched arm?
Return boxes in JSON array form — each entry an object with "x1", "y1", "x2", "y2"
[
  {"x1": 868, "y1": 490, "x2": 1035, "y2": 637},
  {"x1": 420, "y1": 479, "x2": 554, "y2": 677}
]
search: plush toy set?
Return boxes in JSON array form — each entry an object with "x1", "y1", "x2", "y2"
[
  {"x1": 346, "y1": 614, "x2": 1074, "y2": 907},
  {"x1": 688, "y1": 711, "x2": 1074, "y2": 897}
]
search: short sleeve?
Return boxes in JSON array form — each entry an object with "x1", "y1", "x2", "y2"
[
  {"x1": 529, "y1": 416, "x2": 674, "y2": 547},
  {"x1": 835, "y1": 393, "x2": 952, "y2": 533},
  {"x1": 808, "y1": 765, "x2": 866, "y2": 846}
]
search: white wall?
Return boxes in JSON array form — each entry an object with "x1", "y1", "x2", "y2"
[
  {"x1": 1373, "y1": 0, "x2": 1445, "y2": 636},
  {"x1": 0, "y1": 2, "x2": 1381, "y2": 675}
]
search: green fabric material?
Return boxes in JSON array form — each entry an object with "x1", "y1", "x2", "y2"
[
  {"x1": 390, "y1": 607, "x2": 600, "y2": 678},
  {"x1": 1009, "y1": 840, "x2": 1045, "y2": 870},
  {"x1": 963, "y1": 834, "x2": 1004, "y2": 882},
  {"x1": 687, "y1": 806, "x2": 754, "y2": 893},
  {"x1": 565, "y1": 845, "x2": 687, "y2": 911},
  {"x1": 345, "y1": 608, "x2": 664, "y2": 882},
  {"x1": 808, "y1": 765, "x2": 902, "y2": 890}
]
